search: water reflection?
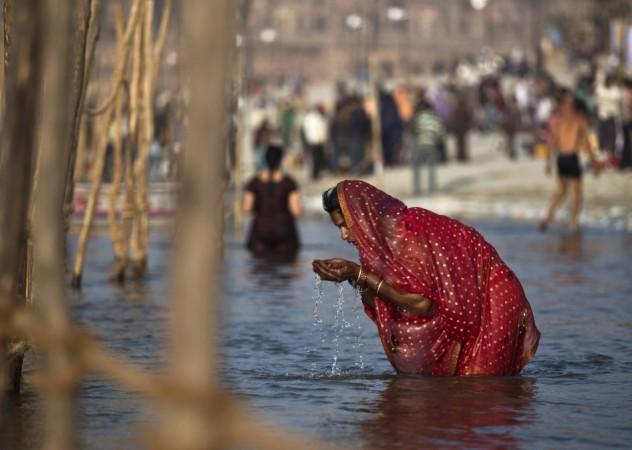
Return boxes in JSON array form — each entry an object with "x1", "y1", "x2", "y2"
[
  {"x1": 0, "y1": 392, "x2": 42, "y2": 450},
  {"x1": 3, "y1": 222, "x2": 631, "y2": 449},
  {"x1": 557, "y1": 232, "x2": 584, "y2": 260},
  {"x1": 245, "y1": 256, "x2": 302, "y2": 282},
  {"x1": 363, "y1": 376, "x2": 536, "y2": 449}
]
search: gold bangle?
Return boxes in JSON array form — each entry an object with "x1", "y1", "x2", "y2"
[
  {"x1": 376, "y1": 279, "x2": 385, "y2": 297},
  {"x1": 359, "y1": 270, "x2": 368, "y2": 287},
  {"x1": 355, "y1": 267, "x2": 363, "y2": 285}
]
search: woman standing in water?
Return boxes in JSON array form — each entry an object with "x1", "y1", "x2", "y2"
[
  {"x1": 312, "y1": 181, "x2": 539, "y2": 376},
  {"x1": 243, "y1": 145, "x2": 301, "y2": 259}
]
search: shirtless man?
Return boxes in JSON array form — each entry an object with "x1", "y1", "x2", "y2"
[{"x1": 539, "y1": 90, "x2": 599, "y2": 233}]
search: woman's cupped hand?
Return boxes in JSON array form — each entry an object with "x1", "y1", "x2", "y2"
[{"x1": 312, "y1": 258, "x2": 360, "y2": 283}]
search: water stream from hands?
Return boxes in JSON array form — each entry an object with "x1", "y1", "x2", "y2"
[{"x1": 311, "y1": 276, "x2": 365, "y2": 376}]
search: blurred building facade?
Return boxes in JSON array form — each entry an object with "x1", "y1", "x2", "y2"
[{"x1": 244, "y1": 0, "x2": 590, "y2": 82}]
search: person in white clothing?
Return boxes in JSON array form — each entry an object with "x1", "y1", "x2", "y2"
[
  {"x1": 595, "y1": 75, "x2": 621, "y2": 154},
  {"x1": 302, "y1": 104, "x2": 329, "y2": 179}
]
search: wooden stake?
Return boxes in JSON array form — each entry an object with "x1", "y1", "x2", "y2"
[
  {"x1": 71, "y1": 0, "x2": 142, "y2": 288},
  {"x1": 63, "y1": 0, "x2": 103, "y2": 235},
  {"x1": 107, "y1": 6, "x2": 128, "y2": 282},
  {"x1": 119, "y1": 19, "x2": 143, "y2": 281},
  {"x1": 0, "y1": 0, "x2": 44, "y2": 398},
  {"x1": 160, "y1": 0, "x2": 234, "y2": 447},
  {"x1": 131, "y1": 0, "x2": 170, "y2": 277},
  {"x1": 107, "y1": 85, "x2": 126, "y2": 275},
  {"x1": 33, "y1": 0, "x2": 76, "y2": 447},
  {"x1": 233, "y1": 47, "x2": 246, "y2": 238}
]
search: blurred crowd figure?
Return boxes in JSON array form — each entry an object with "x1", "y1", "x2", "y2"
[
  {"x1": 80, "y1": 63, "x2": 632, "y2": 197},
  {"x1": 244, "y1": 65, "x2": 632, "y2": 188},
  {"x1": 301, "y1": 104, "x2": 328, "y2": 179},
  {"x1": 411, "y1": 98, "x2": 444, "y2": 195},
  {"x1": 329, "y1": 93, "x2": 372, "y2": 175}
]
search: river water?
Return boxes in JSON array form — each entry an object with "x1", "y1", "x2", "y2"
[{"x1": 3, "y1": 218, "x2": 632, "y2": 449}]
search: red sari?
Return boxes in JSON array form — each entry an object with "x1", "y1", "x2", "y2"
[{"x1": 337, "y1": 180, "x2": 540, "y2": 376}]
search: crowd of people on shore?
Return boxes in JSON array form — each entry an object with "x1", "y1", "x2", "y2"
[{"x1": 247, "y1": 67, "x2": 632, "y2": 186}]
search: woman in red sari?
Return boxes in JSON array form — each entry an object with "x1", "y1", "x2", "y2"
[{"x1": 312, "y1": 180, "x2": 539, "y2": 376}]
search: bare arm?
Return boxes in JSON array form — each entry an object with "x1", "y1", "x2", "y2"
[
  {"x1": 312, "y1": 259, "x2": 433, "y2": 316},
  {"x1": 360, "y1": 266, "x2": 433, "y2": 315},
  {"x1": 288, "y1": 190, "x2": 302, "y2": 218}
]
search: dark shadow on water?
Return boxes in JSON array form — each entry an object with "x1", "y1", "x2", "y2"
[
  {"x1": 0, "y1": 390, "x2": 43, "y2": 450},
  {"x1": 245, "y1": 253, "x2": 302, "y2": 281},
  {"x1": 361, "y1": 375, "x2": 536, "y2": 450}
]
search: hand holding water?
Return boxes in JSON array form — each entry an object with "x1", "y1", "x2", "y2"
[{"x1": 312, "y1": 258, "x2": 359, "y2": 283}]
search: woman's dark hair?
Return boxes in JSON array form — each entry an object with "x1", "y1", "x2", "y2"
[
  {"x1": 265, "y1": 145, "x2": 283, "y2": 171},
  {"x1": 322, "y1": 186, "x2": 340, "y2": 213}
]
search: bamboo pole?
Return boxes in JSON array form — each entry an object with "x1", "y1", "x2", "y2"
[
  {"x1": 71, "y1": 0, "x2": 142, "y2": 288},
  {"x1": 150, "y1": 0, "x2": 171, "y2": 84},
  {"x1": 130, "y1": 0, "x2": 153, "y2": 277},
  {"x1": 1, "y1": 0, "x2": 11, "y2": 119},
  {"x1": 63, "y1": 0, "x2": 103, "y2": 234},
  {"x1": 32, "y1": 0, "x2": 76, "y2": 447},
  {"x1": 233, "y1": 47, "x2": 246, "y2": 238},
  {"x1": 107, "y1": 6, "x2": 128, "y2": 282},
  {"x1": 0, "y1": 0, "x2": 43, "y2": 398},
  {"x1": 73, "y1": 116, "x2": 88, "y2": 182},
  {"x1": 118, "y1": 20, "x2": 144, "y2": 281},
  {"x1": 0, "y1": 0, "x2": 5, "y2": 118},
  {"x1": 2, "y1": 305, "x2": 321, "y2": 450},
  {"x1": 131, "y1": 0, "x2": 171, "y2": 277},
  {"x1": 107, "y1": 86, "x2": 126, "y2": 276},
  {"x1": 159, "y1": 0, "x2": 234, "y2": 446}
]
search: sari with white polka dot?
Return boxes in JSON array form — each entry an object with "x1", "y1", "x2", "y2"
[{"x1": 337, "y1": 180, "x2": 540, "y2": 376}]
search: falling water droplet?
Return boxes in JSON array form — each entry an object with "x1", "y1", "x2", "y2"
[
  {"x1": 310, "y1": 277, "x2": 366, "y2": 377},
  {"x1": 352, "y1": 288, "x2": 365, "y2": 369},
  {"x1": 310, "y1": 275, "x2": 325, "y2": 376},
  {"x1": 329, "y1": 283, "x2": 345, "y2": 376}
]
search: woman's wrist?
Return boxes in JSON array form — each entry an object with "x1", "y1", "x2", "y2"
[
  {"x1": 352, "y1": 264, "x2": 361, "y2": 281},
  {"x1": 351, "y1": 264, "x2": 369, "y2": 288}
]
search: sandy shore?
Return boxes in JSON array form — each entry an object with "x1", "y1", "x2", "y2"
[{"x1": 297, "y1": 132, "x2": 632, "y2": 231}]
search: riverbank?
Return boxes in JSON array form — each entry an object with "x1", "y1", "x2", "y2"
[{"x1": 297, "y1": 132, "x2": 632, "y2": 232}]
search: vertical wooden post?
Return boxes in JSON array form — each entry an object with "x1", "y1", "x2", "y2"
[
  {"x1": 131, "y1": 0, "x2": 170, "y2": 277},
  {"x1": 107, "y1": 6, "x2": 128, "y2": 281},
  {"x1": 120, "y1": 18, "x2": 143, "y2": 280},
  {"x1": 71, "y1": 0, "x2": 142, "y2": 288},
  {"x1": 0, "y1": 1, "x2": 5, "y2": 116},
  {"x1": 32, "y1": 0, "x2": 76, "y2": 447},
  {"x1": 107, "y1": 86, "x2": 126, "y2": 276},
  {"x1": 130, "y1": 0, "x2": 152, "y2": 276},
  {"x1": 0, "y1": 0, "x2": 43, "y2": 398},
  {"x1": 233, "y1": 47, "x2": 246, "y2": 237},
  {"x1": 159, "y1": 0, "x2": 234, "y2": 447},
  {"x1": 63, "y1": 0, "x2": 103, "y2": 234}
]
